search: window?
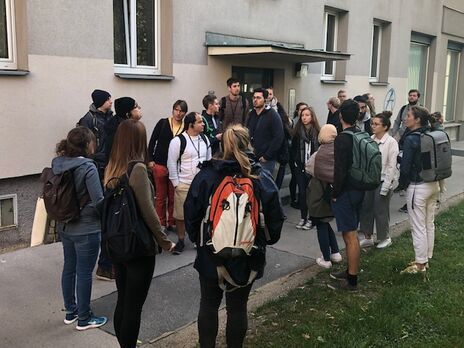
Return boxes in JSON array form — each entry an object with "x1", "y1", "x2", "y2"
[
  {"x1": 369, "y1": 24, "x2": 382, "y2": 81},
  {"x1": 443, "y1": 48, "x2": 461, "y2": 121},
  {"x1": 322, "y1": 11, "x2": 338, "y2": 79},
  {"x1": 0, "y1": 194, "x2": 17, "y2": 228},
  {"x1": 113, "y1": 0, "x2": 160, "y2": 75},
  {"x1": 408, "y1": 42, "x2": 429, "y2": 99},
  {"x1": 0, "y1": 0, "x2": 16, "y2": 70}
]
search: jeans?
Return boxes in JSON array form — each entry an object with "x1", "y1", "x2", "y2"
[
  {"x1": 152, "y1": 164, "x2": 175, "y2": 227},
  {"x1": 315, "y1": 221, "x2": 339, "y2": 261},
  {"x1": 295, "y1": 170, "x2": 310, "y2": 220},
  {"x1": 114, "y1": 256, "x2": 156, "y2": 348},
  {"x1": 198, "y1": 276, "x2": 253, "y2": 348},
  {"x1": 260, "y1": 160, "x2": 276, "y2": 179},
  {"x1": 359, "y1": 186, "x2": 392, "y2": 241},
  {"x1": 60, "y1": 232, "x2": 100, "y2": 320}
]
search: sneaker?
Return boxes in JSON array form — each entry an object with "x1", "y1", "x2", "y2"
[
  {"x1": 399, "y1": 204, "x2": 408, "y2": 213},
  {"x1": 316, "y1": 257, "x2": 332, "y2": 269},
  {"x1": 295, "y1": 219, "x2": 306, "y2": 229},
  {"x1": 63, "y1": 311, "x2": 78, "y2": 325},
  {"x1": 330, "y1": 252, "x2": 343, "y2": 263},
  {"x1": 76, "y1": 314, "x2": 107, "y2": 331},
  {"x1": 172, "y1": 239, "x2": 185, "y2": 255},
  {"x1": 330, "y1": 270, "x2": 348, "y2": 281},
  {"x1": 359, "y1": 238, "x2": 374, "y2": 248},
  {"x1": 96, "y1": 266, "x2": 116, "y2": 281},
  {"x1": 376, "y1": 238, "x2": 392, "y2": 249},
  {"x1": 301, "y1": 221, "x2": 313, "y2": 230},
  {"x1": 327, "y1": 280, "x2": 358, "y2": 292},
  {"x1": 400, "y1": 263, "x2": 426, "y2": 274}
]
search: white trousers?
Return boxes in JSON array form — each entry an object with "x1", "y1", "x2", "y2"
[{"x1": 407, "y1": 182, "x2": 440, "y2": 264}]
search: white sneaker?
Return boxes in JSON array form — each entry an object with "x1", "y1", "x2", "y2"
[
  {"x1": 316, "y1": 257, "x2": 332, "y2": 269},
  {"x1": 296, "y1": 219, "x2": 305, "y2": 229},
  {"x1": 301, "y1": 221, "x2": 313, "y2": 230},
  {"x1": 330, "y1": 252, "x2": 342, "y2": 263},
  {"x1": 376, "y1": 238, "x2": 392, "y2": 249},
  {"x1": 359, "y1": 238, "x2": 374, "y2": 247}
]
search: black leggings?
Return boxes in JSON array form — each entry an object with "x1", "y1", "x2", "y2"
[
  {"x1": 114, "y1": 256, "x2": 156, "y2": 348},
  {"x1": 198, "y1": 276, "x2": 253, "y2": 348}
]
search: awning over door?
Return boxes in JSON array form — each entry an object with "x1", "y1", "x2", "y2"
[{"x1": 205, "y1": 32, "x2": 350, "y2": 63}]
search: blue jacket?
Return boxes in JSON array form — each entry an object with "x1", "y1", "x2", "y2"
[
  {"x1": 52, "y1": 156, "x2": 104, "y2": 236},
  {"x1": 184, "y1": 155, "x2": 284, "y2": 282},
  {"x1": 398, "y1": 126, "x2": 427, "y2": 190}
]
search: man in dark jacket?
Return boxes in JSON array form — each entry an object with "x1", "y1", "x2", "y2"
[
  {"x1": 326, "y1": 96, "x2": 342, "y2": 133},
  {"x1": 353, "y1": 95, "x2": 373, "y2": 135},
  {"x1": 246, "y1": 88, "x2": 284, "y2": 177},
  {"x1": 201, "y1": 94, "x2": 222, "y2": 155},
  {"x1": 77, "y1": 89, "x2": 113, "y2": 179},
  {"x1": 329, "y1": 99, "x2": 365, "y2": 291}
]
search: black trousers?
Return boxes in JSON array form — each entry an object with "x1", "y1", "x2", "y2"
[
  {"x1": 114, "y1": 256, "x2": 156, "y2": 348},
  {"x1": 198, "y1": 276, "x2": 253, "y2": 348}
]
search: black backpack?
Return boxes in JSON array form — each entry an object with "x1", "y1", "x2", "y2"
[
  {"x1": 101, "y1": 163, "x2": 156, "y2": 263},
  {"x1": 176, "y1": 132, "x2": 209, "y2": 170},
  {"x1": 40, "y1": 167, "x2": 89, "y2": 223}
]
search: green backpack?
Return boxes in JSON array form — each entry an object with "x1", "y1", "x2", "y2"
[{"x1": 342, "y1": 130, "x2": 381, "y2": 191}]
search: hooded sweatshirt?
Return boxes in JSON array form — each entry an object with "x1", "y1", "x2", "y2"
[{"x1": 51, "y1": 156, "x2": 103, "y2": 236}]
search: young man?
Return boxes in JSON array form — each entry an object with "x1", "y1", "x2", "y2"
[
  {"x1": 201, "y1": 94, "x2": 222, "y2": 155},
  {"x1": 219, "y1": 77, "x2": 249, "y2": 130},
  {"x1": 337, "y1": 89, "x2": 348, "y2": 104},
  {"x1": 326, "y1": 96, "x2": 342, "y2": 133},
  {"x1": 167, "y1": 112, "x2": 212, "y2": 254},
  {"x1": 391, "y1": 89, "x2": 421, "y2": 140},
  {"x1": 353, "y1": 95, "x2": 373, "y2": 135},
  {"x1": 246, "y1": 88, "x2": 284, "y2": 176},
  {"x1": 329, "y1": 99, "x2": 365, "y2": 291},
  {"x1": 148, "y1": 100, "x2": 188, "y2": 233}
]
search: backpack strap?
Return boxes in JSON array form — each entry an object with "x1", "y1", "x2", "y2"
[
  {"x1": 201, "y1": 115, "x2": 213, "y2": 137},
  {"x1": 216, "y1": 265, "x2": 258, "y2": 292}
]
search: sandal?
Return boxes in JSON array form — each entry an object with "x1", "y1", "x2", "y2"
[{"x1": 401, "y1": 263, "x2": 427, "y2": 274}]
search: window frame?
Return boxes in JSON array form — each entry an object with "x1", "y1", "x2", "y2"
[
  {"x1": 408, "y1": 41, "x2": 430, "y2": 101},
  {"x1": 0, "y1": 194, "x2": 18, "y2": 229},
  {"x1": 0, "y1": 0, "x2": 17, "y2": 70},
  {"x1": 321, "y1": 10, "x2": 338, "y2": 80},
  {"x1": 113, "y1": 0, "x2": 161, "y2": 76},
  {"x1": 443, "y1": 48, "x2": 461, "y2": 122},
  {"x1": 369, "y1": 23, "x2": 382, "y2": 82}
]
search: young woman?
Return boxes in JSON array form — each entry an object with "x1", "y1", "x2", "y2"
[
  {"x1": 52, "y1": 126, "x2": 107, "y2": 330},
  {"x1": 291, "y1": 106, "x2": 320, "y2": 230},
  {"x1": 397, "y1": 106, "x2": 440, "y2": 274},
  {"x1": 184, "y1": 125, "x2": 284, "y2": 348},
  {"x1": 359, "y1": 111, "x2": 399, "y2": 249},
  {"x1": 306, "y1": 124, "x2": 342, "y2": 268},
  {"x1": 104, "y1": 119, "x2": 175, "y2": 348}
]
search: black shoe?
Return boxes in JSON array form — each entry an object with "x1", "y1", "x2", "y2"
[
  {"x1": 290, "y1": 200, "x2": 300, "y2": 209},
  {"x1": 96, "y1": 266, "x2": 116, "y2": 281},
  {"x1": 172, "y1": 239, "x2": 185, "y2": 255},
  {"x1": 330, "y1": 270, "x2": 348, "y2": 281},
  {"x1": 327, "y1": 280, "x2": 358, "y2": 292},
  {"x1": 399, "y1": 204, "x2": 408, "y2": 213},
  {"x1": 167, "y1": 225, "x2": 176, "y2": 232}
]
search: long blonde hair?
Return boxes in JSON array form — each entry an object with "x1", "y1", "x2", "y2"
[
  {"x1": 104, "y1": 119, "x2": 148, "y2": 188},
  {"x1": 221, "y1": 125, "x2": 257, "y2": 178}
]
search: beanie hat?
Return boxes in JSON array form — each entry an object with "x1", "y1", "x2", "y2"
[
  {"x1": 115, "y1": 97, "x2": 136, "y2": 118},
  {"x1": 318, "y1": 124, "x2": 337, "y2": 144},
  {"x1": 91, "y1": 89, "x2": 111, "y2": 109}
]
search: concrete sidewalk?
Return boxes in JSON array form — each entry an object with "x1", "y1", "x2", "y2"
[{"x1": 2, "y1": 151, "x2": 464, "y2": 348}]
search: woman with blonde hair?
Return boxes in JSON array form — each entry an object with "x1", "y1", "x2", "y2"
[
  {"x1": 104, "y1": 119, "x2": 175, "y2": 348},
  {"x1": 184, "y1": 125, "x2": 284, "y2": 348}
]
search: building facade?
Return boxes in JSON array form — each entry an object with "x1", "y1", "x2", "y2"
[{"x1": 1, "y1": 0, "x2": 464, "y2": 247}]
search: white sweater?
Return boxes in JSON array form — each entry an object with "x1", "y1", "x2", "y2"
[
  {"x1": 167, "y1": 132, "x2": 211, "y2": 187},
  {"x1": 373, "y1": 133, "x2": 399, "y2": 195}
]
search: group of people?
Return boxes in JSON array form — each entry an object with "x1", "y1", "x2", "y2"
[{"x1": 50, "y1": 78, "x2": 447, "y2": 347}]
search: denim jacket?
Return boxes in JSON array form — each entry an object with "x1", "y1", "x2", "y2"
[{"x1": 398, "y1": 126, "x2": 427, "y2": 190}]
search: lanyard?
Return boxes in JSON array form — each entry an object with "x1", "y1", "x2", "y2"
[{"x1": 187, "y1": 134, "x2": 201, "y2": 158}]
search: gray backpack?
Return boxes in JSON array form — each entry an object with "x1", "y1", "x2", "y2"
[{"x1": 413, "y1": 130, "x2": 452, "y2": 182}]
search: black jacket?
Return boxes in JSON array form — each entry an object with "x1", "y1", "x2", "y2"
[
  {"x1": 201, "y1": 110, "x2": 221, "y2": 155},
  {"x1": 397, "y1": 126, "x2": 428, "y2": 190},
  {"x1": 147, "y1": 118, "x2": 175, "y2": 166},
  {"x1": 291, "y1": 128, "x2": 319, "y2": 171},
  {"x1": 326, "y1": 110, "x2": 342, "y2": 134},
  {"x1": 333, "y1": 126, "x2": 360, "y2": 198},
  {"x1": 246, "y1": 107, "x2": 284, "y2": 161},
  {"x1": 104, "y1": 114, "x2": 128, "y2": 159},
  {"x1": 184, "y1": 156, "x2": 285, "y2": 282}
]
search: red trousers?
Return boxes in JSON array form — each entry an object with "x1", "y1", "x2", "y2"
[{"x1": 152, "y1": 164, "x2": 175, "y2": 227}]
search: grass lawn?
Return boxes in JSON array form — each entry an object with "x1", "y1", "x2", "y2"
[{"x1": 245, "y1": 203, "x2": 464, "y2": 347}]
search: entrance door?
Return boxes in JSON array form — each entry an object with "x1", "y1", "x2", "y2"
[{"x1": 232, "y1": 66, "x2": 274, "y2": 106}]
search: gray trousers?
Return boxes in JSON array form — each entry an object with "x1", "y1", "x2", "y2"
[{"x1": 359, "y1": 186, "x2": 392, "y2": 241}]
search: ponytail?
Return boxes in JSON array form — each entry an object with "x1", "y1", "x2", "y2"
[{"x1": 222, "y1": 125, "x2": 257, "y2": 179}]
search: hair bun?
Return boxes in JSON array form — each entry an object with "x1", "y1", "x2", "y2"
[{"x1": 382, "y1": 111, "x2": 392, "y2": 119}]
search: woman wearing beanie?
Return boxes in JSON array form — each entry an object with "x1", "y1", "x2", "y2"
[
  {"x1": 306, "y1": 124, "x2": 342, "y2": 268},
  {"x1": 291, "y1": 106, "x2": 320, "y2": 230},
  {"x1": 104, "y1": 97, "x2": 142, "y2": 158},
  {"x1": 359, "y1": 111, "x2": 399, "y2": 249}
]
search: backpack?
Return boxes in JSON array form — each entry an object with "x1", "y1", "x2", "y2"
[
  {"x1": 77, "y1": 112, "x2": 102, "y2": 149},
  {"x1": 40, "y1": 167, "x2": 89, "y2": 223},
  {"x1": 201, "y1": 175, "x2": 264, "y2": 291},
  {"x1": 176, "y1": 132, "x2": 209, "y2": 170},
  {"x1": 101, "y1": 164, "x2": 156, "y2": 263},
  {"x1": 413, "y1": 130, "x2": 452, "y2": 182},
  {"x1": 342, "y1": 130, "x2": 382, "y2": 191}
]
